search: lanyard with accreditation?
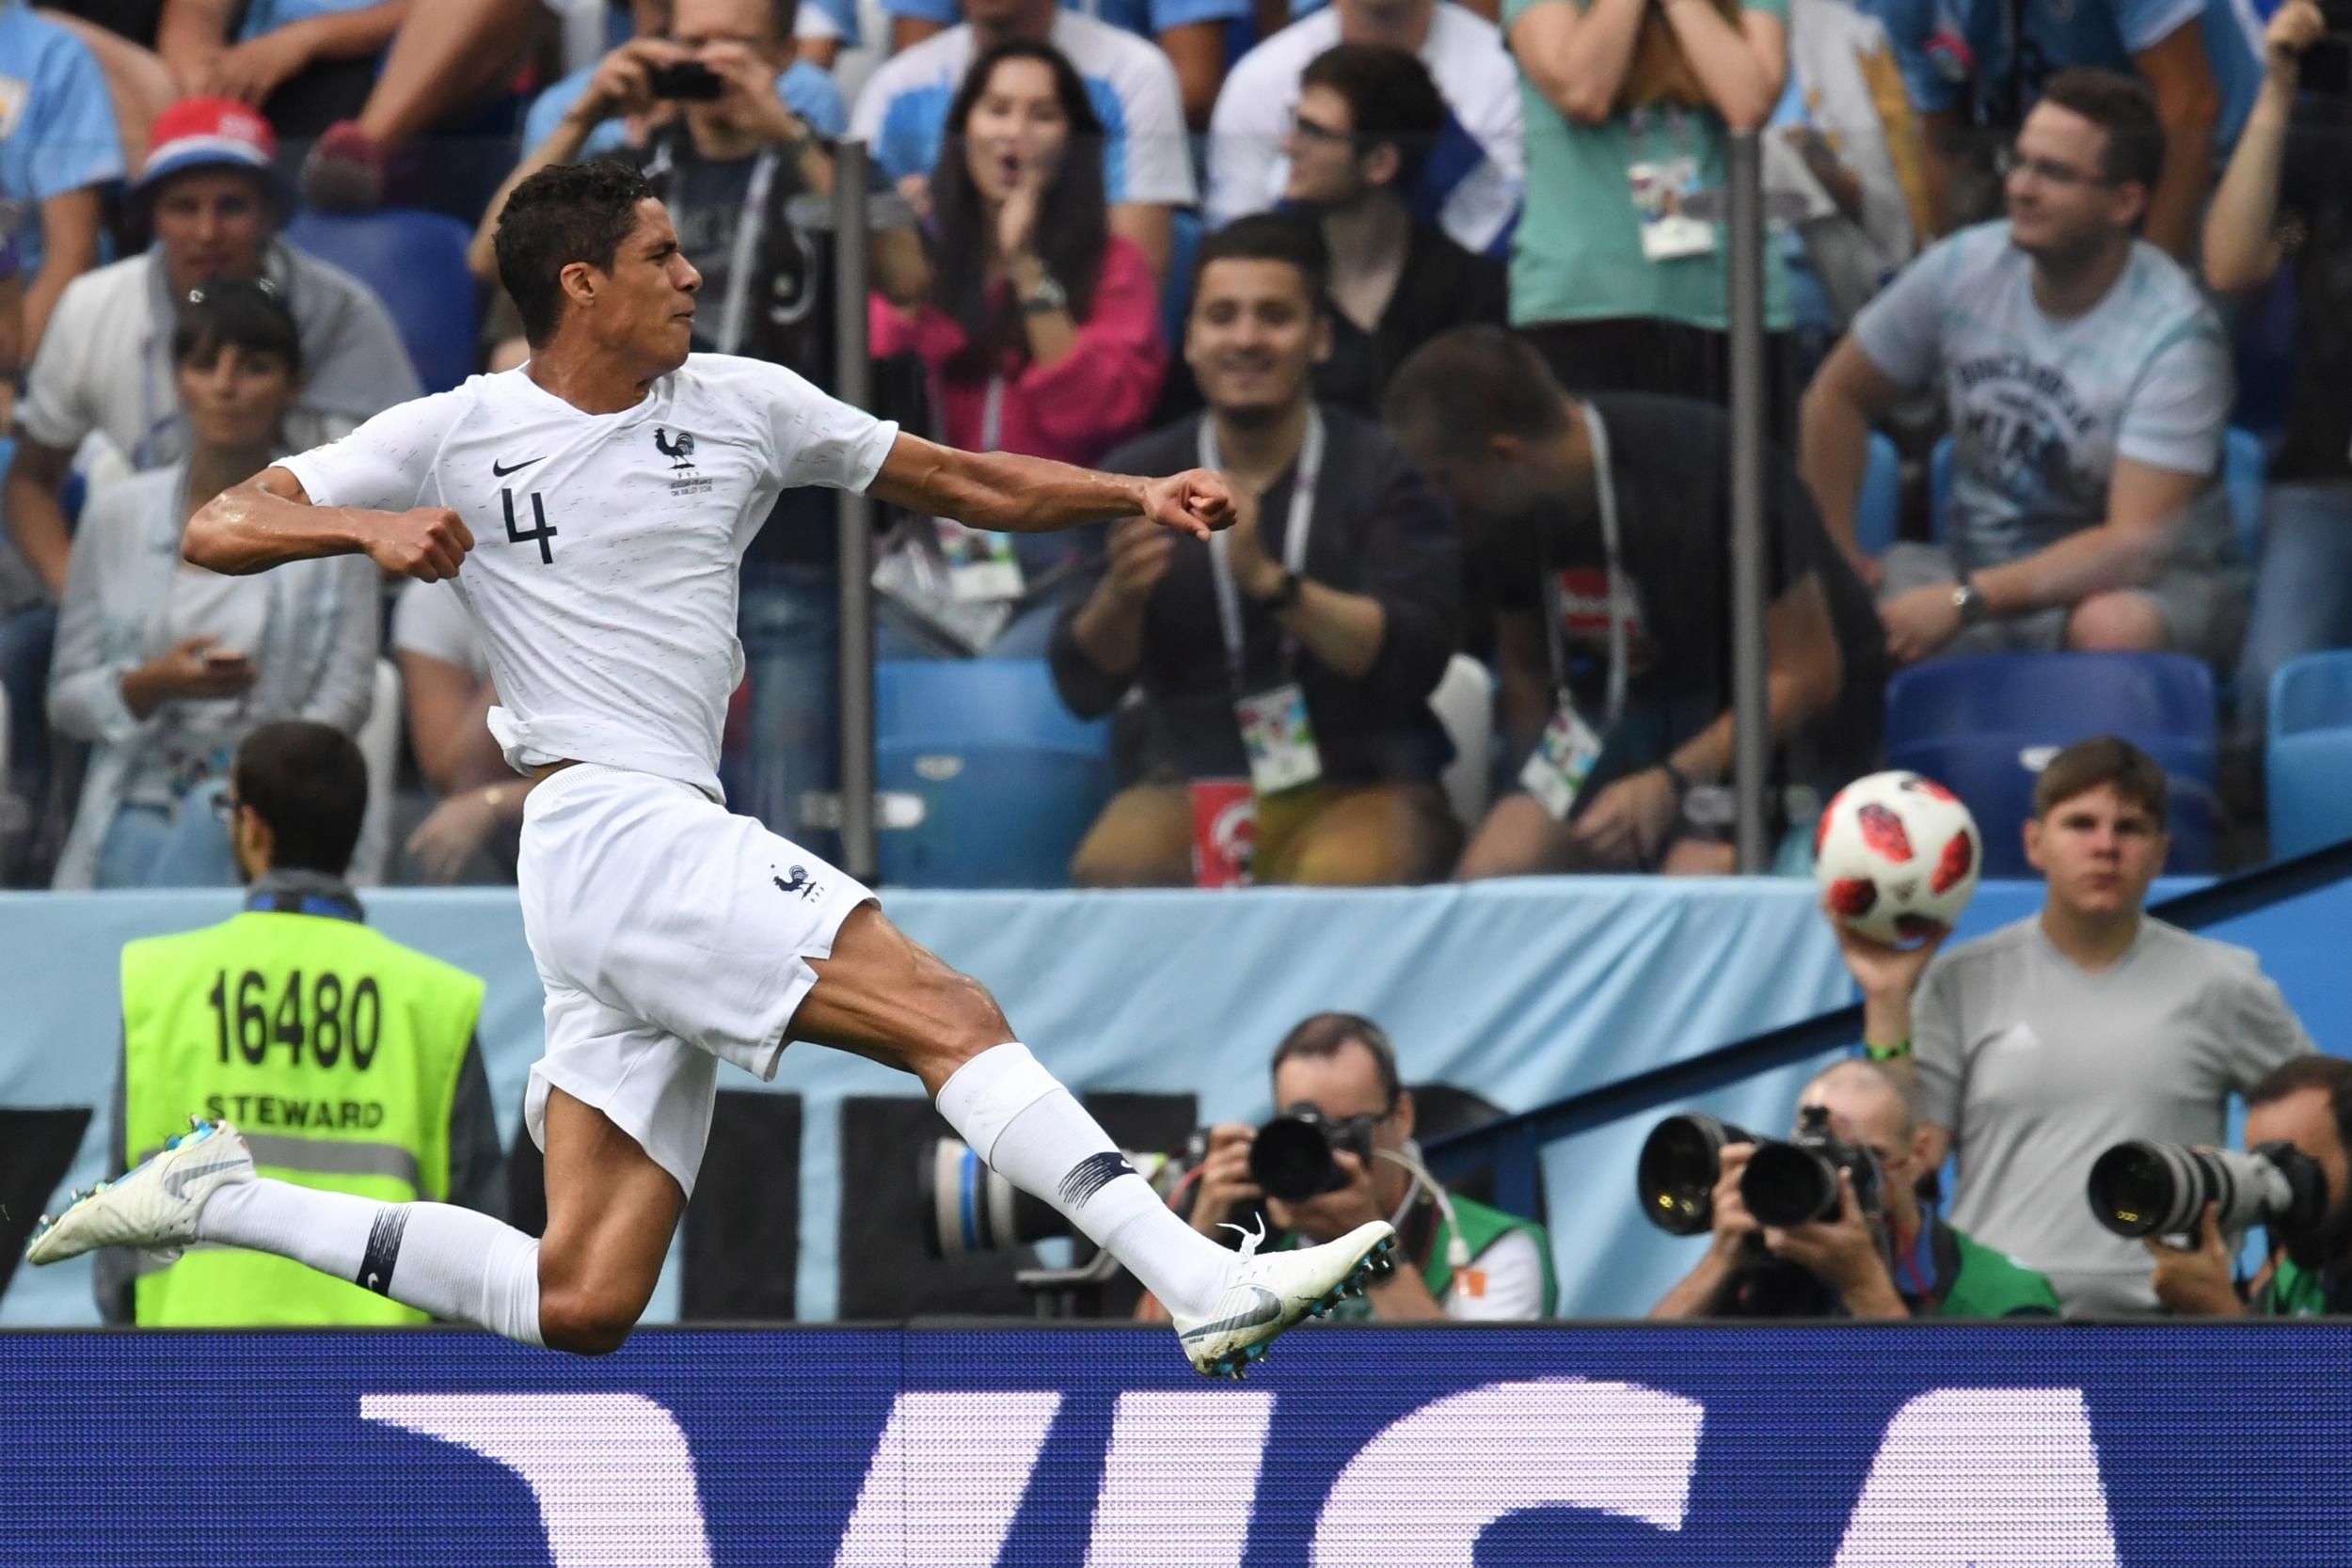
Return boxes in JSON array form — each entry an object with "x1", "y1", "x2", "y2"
[
  {"x1": 1522, "y1": 402, "x2": 1633, "y2": 820},
  {"x1": 1200, "y1": 406, "x2": 1327, "y2": 796}
]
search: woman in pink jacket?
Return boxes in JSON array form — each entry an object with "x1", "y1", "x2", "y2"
[{"x1": 871, "y1": 38, "x2": 1166, "y2": 657}]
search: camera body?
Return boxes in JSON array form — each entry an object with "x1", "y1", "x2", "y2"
[
  {"x1": 2086, "y1": 1138, "x2": 2329, "y2": 1245},
  {"x1": 1248, "y1": 1103, "x2": 1380, "y2": 1202},
  {"x1": 646, "y1": 60, "x2": 725, "y2": 102}
]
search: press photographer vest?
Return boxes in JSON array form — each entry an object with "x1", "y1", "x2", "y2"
[
  {"x1": 120, "y1": 900, "x2": 484, "y2": 1326},
  {"x1": 1283, "y1": 1194, "x2": 1557, "y2": 1321}
]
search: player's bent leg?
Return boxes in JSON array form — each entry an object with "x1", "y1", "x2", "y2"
[
  {"x1": 790, "y1": 904, "x2": 1394, "y2": 1376},
  {"x1": 535, "y1": 1087, "x2": 688, "y2": 1355}
]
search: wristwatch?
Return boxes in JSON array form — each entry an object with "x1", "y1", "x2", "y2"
[
  {"x1": 1950, "y1": 576, "x2": 1988, "y2": 627},
  {"x1": 1021, "y1": 272, "x2": 1069, "y2": 316}
]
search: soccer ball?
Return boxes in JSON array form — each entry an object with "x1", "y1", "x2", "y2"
[{"x1": 1813, "y1": 770, "x2": 1982, "y2": 945}]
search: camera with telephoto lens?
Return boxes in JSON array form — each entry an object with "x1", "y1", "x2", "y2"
[
  {"x1": 2085, "y1": 1139, "x2": 2329, "y2": 1244},
  {"x1": 922, "y1": 1138, "x2": 1171, "y2": 1259},
  {"x1": 1636, "y1": 1106, "x2": 1884, "y2": 1234},
  {"x1": 646, "y1": 60, "x2": 725, "y2": 101},
  {"x1": 1248, "y1": 1103, "x2": 1380, "y2": 1202}
]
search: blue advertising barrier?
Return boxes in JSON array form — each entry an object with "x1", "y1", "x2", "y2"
[{"x1": 0, "y1": 1324, "x2": 2342, "y2": 1566}]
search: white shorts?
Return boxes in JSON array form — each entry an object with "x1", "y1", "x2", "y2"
[{"x1": 516, "y1": 764, "x2": 873, "y2": 1195}]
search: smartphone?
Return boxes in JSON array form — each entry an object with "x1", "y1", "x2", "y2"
[{"x1": 645, "y1": 60, "x2": 724, "y2": 102}]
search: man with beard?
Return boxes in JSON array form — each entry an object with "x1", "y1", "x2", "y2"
[
  {"x1": 2150, "y1": 1055, "x2": 2352, "y2": 1318},
  {"x1": 1799, "y1": 69, "x2": 2242, "y2": 673}
]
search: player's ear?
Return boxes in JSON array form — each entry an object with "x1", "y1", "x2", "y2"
[{"x1": 559, "y1": 259, "x2": 601, "y2": 315}]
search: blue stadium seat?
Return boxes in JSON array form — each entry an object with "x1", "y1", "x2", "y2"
[
  {"x1": 1854, "y1": 432, "x2": 1899, "y2": 558},
  {"x1": 1888, "y1": 733, "x2": 2219, "y2": 877},
  {"x1": 282, "y1": 208, "x2": 480, "y2": 395},
  {"x1": 2265, "y1": 651, "x2": 2352, "y2": 858},
  {"x1": 1930, "y1": 429, "x2": 2266, "y2": 563},
  {"x1": 874, "y1": 659, "x2": 1111, "y2": 889},
  {"x1": 1885, "y1": 652, "x2": 2217, "y2": 752},
  {"x1": 1162, "y1": 209, "x2": 1202, "y2": 349}
]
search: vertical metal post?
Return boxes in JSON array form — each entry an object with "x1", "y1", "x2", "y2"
[
  {"x1": 1724, "y1": 130, "x2": 1771, "y2": 875},
  {"x1": 833, "y1": 141, "x2": 879, "y2": 882}
]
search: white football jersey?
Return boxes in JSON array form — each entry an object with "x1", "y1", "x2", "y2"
[{"x1": 279, "y1": 356, "x2": 898, "y2": 798}]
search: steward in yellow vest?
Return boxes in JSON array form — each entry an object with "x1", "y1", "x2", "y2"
[{"x1": 96, "y1": 722, "x2": 504, "y2": 1325}]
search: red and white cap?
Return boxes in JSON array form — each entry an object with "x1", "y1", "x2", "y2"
[{"x1": 140, "y1": 98, "x2": 278, "y2": 192}]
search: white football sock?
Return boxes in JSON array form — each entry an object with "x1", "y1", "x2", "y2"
[
  {"x1": 199, "y1": 1178, "x2": 544, "y2": 1346},
  {"x1": 935, "y1": 1042, "x2": 1232, "y2": 1319}
]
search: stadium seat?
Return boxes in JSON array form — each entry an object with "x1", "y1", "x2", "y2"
[
  {"x1": 349, "y1": 658, "x2": 403, "y2": 886},
  {"x1": 2265, "y1": 651, "x2": 2352, "y2": 858},
  {"x1": 1887, "y1": 733, "x2": 2219, "y2": 877},
  {"x1": 1929, "y1": 429, "x2": 2266, "y2": 563},
  {"x1": 1853, "y1": 431, "x2": 1900, "y2": 558},
  {"x1": 282, "y1": 209, "x2": 480, "y2": 395},
  {"x1": 1162, "y1": 209, "x2": 1202, "y2": 349},
  {"x1": 1426, "y1": 653, "x2": 1493, "y2": 832},
  {"x1": 1885, "y1": 652, "x2": 2217, "y2": 753},
  {"x1": 874, "y1": 659, "x2": 1112, "y2": 889}
]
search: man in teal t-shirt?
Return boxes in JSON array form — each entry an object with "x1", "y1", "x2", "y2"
[
  {"x1": 1501, "y1": 0, "x2": 1791, "y2": 404},
  {"x1": 2150, "y1": 1056, "x2": 2352, "y2": 1318}
]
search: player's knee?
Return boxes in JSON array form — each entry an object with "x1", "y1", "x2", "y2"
[
  {"x1": 930, "y1": 967, "x2": 1012, "y2": 1066},
  {"x1": 538, "y1": 1281, "x2": 643, "y2": 1356}
]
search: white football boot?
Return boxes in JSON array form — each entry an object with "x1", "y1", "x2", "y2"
[
  {"x1": 1174, "y1": 1217, "x2": 1396, "y2": 1378},
  {"x1": 24, "y1": 1117, "x2": 254, "y2": 1266}
]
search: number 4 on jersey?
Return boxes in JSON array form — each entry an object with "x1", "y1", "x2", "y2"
[{"x1": 501, "y1": 487, "x2": 559, "y2": 564}]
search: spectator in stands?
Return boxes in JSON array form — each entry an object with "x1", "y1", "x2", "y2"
[
  {"x1": 2201, "y1": 0, "x2": 2352, "y2": 780},
  {"x1": 1653, "y1": 1060, "x2": 2060, "y2": 1318},
  {"x1": 2149, "y1": 1055, "x2": 2352, "y2": 1318},
  {"x1": 40, "y1": 9, "x2": 177, "y2": 191},
  {"x1": 881, "y1": 0, "x2": 1243, "y2": 128},
  {"x1": 1281, "y1": 44, "x2": 1506, "y2": 397},
  {"x1": 850, "y1": 0, "x2": 1195, "y2": 280},
  {"x1": 391, "y1": 579, "x2": 530, "y2": 883},
  {"x1": 1051, "y1": 215, "x2": 1462, "y2": 887},
  {"x1": 0, "y1": 100, "x2": 413, "y2": 814},
  {"x1": 1208, "y1": 0, "x2": 1524, "y2": 261},
  {"x1": 1385, "y1": 326, "x2": 1883, "y2": 878},
  {"x1": 156, "y1": 0, "x2": 407, "y2": 136},
  {"x1": 1842, "y1": 736, "x2": 2315, "y2": 1313},
  {"x1": 46, "y1": 279, "x2": 378, "y2": 889},
  {"x1": 1156, "y1": 1012, "x2": 1556, "y2": 1321},
  {"x1": 1877, "y1": 0, "x2": 2230, "y2": 259},
  {"x1": 94, "y1": 720, "x2": 503, "y2": 1326},
  {"x1": 1801, "y1": 71, "x2": 2241, "y2": 671},
  {"x1": 0, "y1": 3, "x2": 123, "y2": 361},
  {"x1": 1503, "y1": 0, "x2": 1792, "y2": 414},
  {"x1": 870, "y1": 40, "x2": 1166, "y2": 657}
]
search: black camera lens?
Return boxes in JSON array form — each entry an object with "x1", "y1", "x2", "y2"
[
  {"x1": 1741, "y1": 1142, "x2": 1843, "y2": 1227},
  {"x1": 2086, "y1": 1141, "x2": 2201, "y2": 1239},
  {"x1": 1249, "y1": 1115, "x2": 1343, "y2": 1202},
  {"x1": 2086, "y1": 1139, "x2": 2329, "y2": 1243},
  {"x1": 1636, "y1": 1115, "x2": 1752, "y2": 1236}
]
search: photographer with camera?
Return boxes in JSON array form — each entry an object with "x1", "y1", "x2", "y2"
[
  {"x1": 1648, "y1": 1060, "x2": 2058, "y2": 1319},
  {"x1": 2111, "y1": 1056, "x2": 2352, "y2": 1318},
  {"x1": 1150, "y1": 1012, "x2": 1555, "y2": 1322}
]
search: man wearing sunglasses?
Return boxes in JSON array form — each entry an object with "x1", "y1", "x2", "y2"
[{"x1": 1799, "y1": 68, "x2": 2242, "y2": 676}]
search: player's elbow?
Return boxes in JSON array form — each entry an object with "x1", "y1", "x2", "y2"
[{"x1": 180, "y1": 505, "x2": 238, "y2": 573}]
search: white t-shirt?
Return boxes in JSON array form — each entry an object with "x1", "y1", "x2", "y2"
[
  {"x1": 1205, "y1": 2, "x2": 1525, "y2": 255},
  {"x1": 279, "y1": 357, "x2": 898, "y2": 798},
  {"x1": 849, "y1": 9, "x2": 1196, "y2": 204},
  {"x1": 390, "y1": 578, "x2": 491, "y2": 687}
]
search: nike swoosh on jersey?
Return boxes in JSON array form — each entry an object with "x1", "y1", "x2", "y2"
[
  {"x1": 159, "y1": 1158, "x2": 246, "y2": 1202},
  {"x1": 1178, "y1": 1284, "x2": 1283, "y2": 1342},
  {"x1": 491, "y1": 455, "x2": 547, "y2": 477}
]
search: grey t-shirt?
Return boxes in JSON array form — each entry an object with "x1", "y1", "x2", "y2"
[
  {"x1": 1851, "y1": 221, "x2": 2233, "y2": 569},
  {"x1": 1914, "y1": 915, "x2": 2314, "y2": 1315}
]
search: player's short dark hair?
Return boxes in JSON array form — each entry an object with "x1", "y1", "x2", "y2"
[
  {"x1": 2038, "y1": 68, "x2": 2164, "y2": 193},
  {"x1": 170, "y1": 275, "x2": 302, "y2": 377},
  {"x1": 231, "y1": 721, "x2": 368, "y2": 877},
  {"x1": 2248, "y1": 1056, "x2": 2352, "y2": 1156},
  {"x1": 2031, "y1": 735, "x2": 2169, "y2": 832},
  {"x1": 1187, "y1": 211, "x2": 1329, "y2": 321},
  {"x1": 1383, "y1": 325, "x2": 1572, "y2": 462},
  {"x1": 1270, "y1": 1013, "x2": 1403, "y2": 1113},
  {"x1": 495, "y1": 159, "x2": 660, "y2": 346},
  {"x1": 1298, "y1": 43, "x2": 1450, "y2": 194}
]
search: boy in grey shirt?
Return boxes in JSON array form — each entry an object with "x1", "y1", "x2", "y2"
[
  {"x1": 1797, "y1": 69, "x2": 2243, "y2": 672},
  {"x1": 1833, "y1": 738, "x2": 2313, "y2": 1314}
]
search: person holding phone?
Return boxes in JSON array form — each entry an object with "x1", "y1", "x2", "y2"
[{"x1": 47, "y1": 277, "x2": 377, "y2": 889}]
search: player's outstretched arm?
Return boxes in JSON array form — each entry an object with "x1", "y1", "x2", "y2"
[
  {"x1": 184, "y1": 467, "x2": 474, "y2": 580},
  {"x1": 866, "y1": 433, "x2": 1235, "y2": 540}
]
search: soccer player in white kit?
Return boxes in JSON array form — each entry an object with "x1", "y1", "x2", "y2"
[{"x1": 26, "y1": 160, "x2": 1392, "y2": 1376}]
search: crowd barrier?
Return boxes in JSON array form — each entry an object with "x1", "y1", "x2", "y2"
[
  {"x1": 2, "y1": 1323, "x2": 2344, "y2": 1565},
  {"x1": 4, "y1": 871, "x2": 2344, "y2": 1328}
]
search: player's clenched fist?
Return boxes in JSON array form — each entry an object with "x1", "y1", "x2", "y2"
[
  {"x1": 1140, "y1": 468, "x2": 1235, "y2": 540},
  {"x1": 367, "y1": 507, "x2": 474, "y2": 581}
]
